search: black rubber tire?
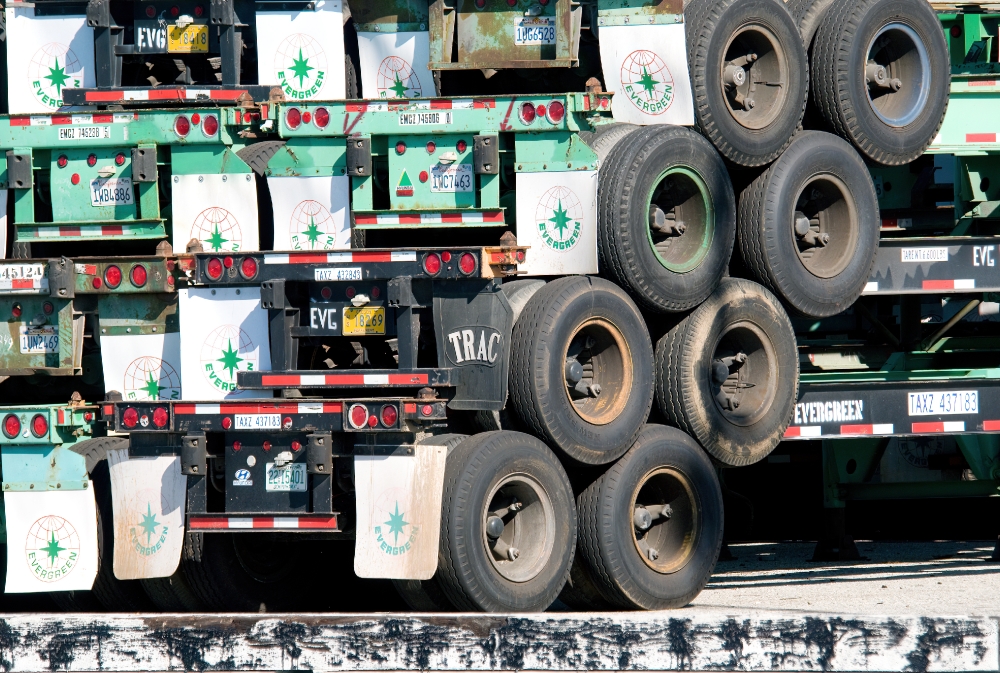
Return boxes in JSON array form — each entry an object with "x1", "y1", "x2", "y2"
[
  {"x1": 597, "y1": 125, "x2": 736, "y2": 313},
  {"x1": 558, "y1": 554, "x2": 618, "y2": 610},
  {"x1": 346, "y1": 53, "x2": 359, "y2": 99},
  {"x1": 576, "y1": 425, "x2": 724, "y2": 609},
  {"x1": 785, "y1": 0, "x2": 838, "y2": 48},
  {"x1": 810, "y1": 0, "x2": 949, "y2": 165},
  {"x1": 436, "y1": 431, "x2": 576, "y2": 612},
  {"x1": 11, "y1": 242, "x2": 30, "y2": 260},
  {"x1": 655, "y1": 278, "x2": 798, "y2": 466},
  {"x1": 686, "y1": 0, "x2": 808, "y2": 167},
  {"x1": 581, "y1": 122, "x2": 638, "y2": 163},
  {"x1": 509, "y1": 275, "x2": 654, "y2": 466},
  {"x1": 50, "y1": 437, "x2": 155, "y2": 611},
  {"x1": 738, "y1": 130, "x2": 880, "y2": 317},
  {"x1": 391, "y1": 433, "x2": 466, "y2": 612},
  {"x1": 235, "y1": 141, "x2": 286, "y2": 177}
]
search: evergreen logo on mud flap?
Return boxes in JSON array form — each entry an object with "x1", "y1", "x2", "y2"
[
  {"x1": 200, "y1": 325, "x2": 258, "y2": 393},
  {"x1": 124, "y1": 356, "x2": 181, "y2": 401},
  {"x1": 274, "y1": 34, "x2": 328, "y2": 99},
  {"x1": 446, "y1": 327, "x2": 502, "y2": 366},
  {"x1": 620, "y1": 50, "x2": 675, "y2": 116},
  {"x1": 192, "y1": 206, "x2": 244, "y2": 253},
  {"x1": 129, "y1": 502, "x2": 169, "y2": 557},
  {"x1": 376, "y1": 56, "x2": 422, "y2": 99},
  {"x1": 24, "y1": 515, "x2": 80, "y2": 582},
  {"x1": 535, "y1": 186, "x2": 583, "y2": 251},
  {"x1": 29, "y1": 43, "x2": 84, "y2": 109},
  {"x1": 373, "y1": 492, "x2": 418, "y2": 555},
  {"x1": 290, "y1": 200, "x2": 337, "y2": 250}
]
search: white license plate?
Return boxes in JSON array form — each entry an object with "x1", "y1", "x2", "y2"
[
  {"x1": 315, "y1": 267, "x2": 363, "y2": 281},
  {"x1": 399, "y1": 111, "x2": 453, "y2": 126},
  {"x1": 430, "y1": 163, "x2": 474, "y2": 192},
  {"x1": 0, "y1": 264, "x2": 45, "y2": 282},
  {"x1": 58, "y1": 126, "x2": 111, "y2": 141},
  {"x1": 907, "y1": 390, "x2": 979, "y2": 416},
  {"x1": 265, "y1": 463, "x2": 307, "y2": 492},
  {"x1": 19, "y1": 325, "x2": 57, "y2": 354},
  {"x1": 90, "y1": 177, "x2": 134, "y2": 207},
  {"x1": 234, "y1": 414, "x2": 281, "y2": 429},
  {"x1": 514, "y1": 17, "x2": 556, "y2": 45}
]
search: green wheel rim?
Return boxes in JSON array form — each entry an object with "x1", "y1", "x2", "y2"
[{"x1": 645, "y1": 166, "x2": 715, "y2": 274}]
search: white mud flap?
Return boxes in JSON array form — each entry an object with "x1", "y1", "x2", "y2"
[
  {"x1": 354, "y1": 442, "x2": 447, "y2": 579},
  {"x1": 108, "y1": 449, "x2": 186, "y2": 580},
  {"x1": 5, "y1": 8, "x2": 96, "y2": 114},
  {"x1": 170, "y1": 174, "x2": 259, "y2": 254},
  {"x1": 0, "y1": 190, "x2": 8, "y2": 260},
  {"x1": 269, "y1": 176, "x2": 351, "y2": 251},
  {"x1": 99, "y1": 332, "x2": 182, "y2": 401},
  {"x1": 598, "y1": 23, "x2": 694, "y2": 126},
  {"x1": 356, "y1": 31, "x2": 433, "y2": 99},
  {"x1": 4, "y1": 489, "x2": 99, "y2": 593},
  {"x1": 257, "y1": 0, "x2": 346, "y2": 100},
  {"x1": 178, "y1": 287, "x2": 272, "y2": 400},
  {"x1": 515, "y1": 170, "x2": 599, "y2": 275}
]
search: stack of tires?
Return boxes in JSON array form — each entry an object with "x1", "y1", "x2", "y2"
[{"x1": 393, "y1": 0, "x2": 947, "y2": 613}]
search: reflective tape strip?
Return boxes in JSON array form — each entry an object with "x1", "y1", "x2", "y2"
[
  {"x1": 911, "y1": 421, "x2": 965, "y2": 433},
  {"x1": 264, "y1": 251, "x2": 417, "y2": 264},
  {"x1": 173, "y1": 402, "x2": 341, "y2": 415},
  {"x1": 189, "y1": 515, "x2": 339, "y2": 530},
  {"x1": 84, "y1": 88, "x2": 248, "y2": 102},
  {"x1": 783, "y1": 426, "x2": 822, "y2": 438},
  {"x1": 260, "y1": 373, "x2": 430, "y2": 386},
  {"x1": 28, "y1": 225, "x2": 152, "y2": 239},
  {"x1": 984, "y1": 420, "x2": 1000, "y2": 431},
  {"x1": 0, "y1": 278, "x2": 46, "y2": 290},
  {"x1": 966, "y1": 133, "x2": 997, "y2": 143},
  {"x1": 353, "y1": 212, "x2": 504, "y2": 225},
  {"x1": 921, "y1": 279, "x2": 975, "y2": 290},
  {"x1": 839, "y1": 424, "x2": 894, "y2": 435},
  {"x1": 862, "y1": 281, "x2": 879, "y2": 293}
]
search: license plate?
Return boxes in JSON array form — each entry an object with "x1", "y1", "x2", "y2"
[
  {"x1": 265, "y1": 463, "x2": 307, "y2": 492},
  {"x1": 0, "y1": 264, "x2": 45, "y2": 282},
  {"x1": 514, "y1": 17, "x2": 556, "y2": 45},
  {"x1": 58, "y1": 126, "x2": 111, "y2": 141},
  {"x1": 907, "y1": 390, "x2": 979, "y2": 416},
  {"x1": 19, "y1": 325, "x2": 57, "y2": 354},
  {"x1": 399, "y1": 111, "x2": 453, "y2": 126},
  {"x1": 315, "y1": 267, "x2": 363, "y2": 281},
  {"x1": 343, "y1": 306, "x2": 385, "y2": 335},
  {"x1": 90, "y1": 178, "x2": 134, "y2": 207},
  {"x1": 430, "y1": 163, "x2": 474, "y2": 193},
  {"x1": 234, "y1": 414, "x2": 281, "y2": 430},
  {"x1": 168, "y1": 24, "x2": 209, "y2": 53}
]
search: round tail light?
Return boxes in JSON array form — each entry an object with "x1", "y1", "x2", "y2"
[
  {"x1": 194, "y1": 4, "x2": 203, "y2": 15},
  {"x1": 174, "y1": 115, "x2": 190, "y2": 137},
  {"x1": 42, "y1": 302, "x2": 53, "y2": 315},
  {"x1": 421, "y1": 404, "x2": 433, "y2": 416},
  {"x1": 206, "y1": 257, "x2": 224, "y2": 280},
  {"x1": 302, "y1": 111, "x2": 312, "y2": 124},
  {"x1": 31, "y1": 413, "x2": 48, "y2": 438},
  {"x1": 547, "y1": 100, "x2": 565, "y2": 123},
  {"x1": 152, "y1": 407, "x2": 168, "y2": 428},
  {"x1": 456, "y1": 139, "x2": 468, "y2": 153},
  {"x1": 130, "y1": 264, "x2": 147, "y2": 287},
  {"x1": 285, "y1": 107, "x2": 301, "y2": 130},
  {"x1": 104, "y1": 265, "x2": 122, "y2": 289},
  {"x1": 3, "y1": 414, "x2": 20, "y2": 438},
  {"x1": 11, "y1": 304, "x2": 21, "y2": 318},
  {"x1": 459, "y1": 252, "x2": 477, "y2": 275},
  {"x1": 146, "y1": 4, "x2": 156, "y2": 16},
  {"x1": 536, "y1": 104, "x2": 547, "y2": 118},
  {"x1": 395, "y1": 141, "x2": 407, "y2": 155},
  {"x1": 202, "y1": 114, "x2": 219, "y2": 137},
  {"x1": 239, "y1": 256, "x2": 258, "y2": 279},
  {"x1": 115, "y1": 152, "x2": 126, "y2": 166},
  {"x1": 56, "y1": 155, "x2": 68, "y2": 168},
  {"x1": 314, "y1": 107, "x2": 330, "y2": 128},
  {"x1": 423, "y1": 252, "x2": 442, "y2": 275},
  {"x1": 380, "y1": 405, "x2": 398, "y2": 427},
  {"x1": 519, "y1": 102, "x2": 536, "y2": 125},
  {"x1": 170, "y1": 5, "x2": 179, "y2": 16},
  {"x1": 222, "y1": 416, "x2": 232, "y2": 430},
  {"x1": 122, "y1": 407, "x2": 139, "y2": 429},
  {"x1": 349, "y1": 403, "x2": 369, "y2": 429},
  {"x1": 191, "y1": 113, "x2": 201, "y2": 125},
  {"x1": 87, "y1": 154, "x2": 98, "y2": 167}
]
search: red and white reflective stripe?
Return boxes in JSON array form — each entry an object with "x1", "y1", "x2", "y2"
[
  {"x1": 911, "y1": 421, "x2": 965, "y2": 433},
  {"x1": 82, "y1": 88, "x2": 247, "y2": 103},
  {"x1": 10, "y1": 112, "x2": 134, "y2": 127},
  {"x1": 783, "y1": 426, "x2": 822, "y2": 438},
  {"x1": 0, "y1": 277, "x2": 46, "y2": 291},
  {"x1": 263, "y1": 250, "x2": 417, "y2": 265},
  {"x1": 968, "y1": 80, "x2": 997, "y2": 87},
  {"x1": 966, "y1": 133, "x2": 998, "y2": 143},
  {"x1": 983, "y1": 420, "x2": 1000, "y2": 431},
  {"x1": 880, "y1": 217, "x2": 912, "y2": 229},
  {"x1": 839, "y1": 424, "x2": 894, "y2": 436},
  {"x1": 174, "y1": 402, "x2": 342, "y2": 415},
  {"x1": 29, "y1": 225, "x2": 154, "y2": 239},
  {"x1": 261, "y1": 373, "x2": 430, "y2": 387},
  {"x1": 921, "y1": 279, "x2": 975, "y2": 290},
  {"x1": 189, "y1": 515, "x2": 339, "y2": 530},
  {"x1": 862, "y1": 281, "x2": 879, "y2": 293},
  {"x1": 345, "y1": 99, "x2": 495, "y2": 113},
  {"x1": 353, "y1": 212, "x2": 505, "y2": 226}
]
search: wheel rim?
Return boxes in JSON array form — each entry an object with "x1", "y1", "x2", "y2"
[
  {"x1": 709, "y1": 321, "x2": 778, "y2": 427},
  {"x1": 231, "y1": 534, "x2": 298, "y2": 583},
  {"x1": 563, "y1": 318, "x2": 632, "y2": 426},
  {"x1": 631, "y1": 467, "x2": 699, "y2": 574},
  {"x1": 646, "y1": 167, "x2": 715, "y2": 274},
  {"x1": 791, "y1": 174, "x2": 859, "y2": 279},
  {"x1": 482, "y1": 473, "x2": 556, "y2": 583},
  {"x1": 864, "y1": 23, "x2": 930, "y2": 128},
  {"x1": 720, "y1": 23, "x2": 789, "y2": 130}
]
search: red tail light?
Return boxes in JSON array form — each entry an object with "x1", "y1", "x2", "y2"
[
  {"x1": 115, "y1": 152, "x2": 126, "y2": 166},
  {"x1": 536, "y1": 104, "x2": 547, "y2": 118},
  {"x1": 130, "y1": 264, "x2": 147, "y2": 287},
  {"x1": 146, "y1": 4, "x2": 156, "y2": 16},
  {"x1": 423, "y1": 252, "x2": 442, "y2": 275},
  {"x1": 314, "y1": 107, "x2": 330, "y2": 128},
  {"x1": 395, "y1": 141, "x2": 407, "y2": 155},
  {"x1": 262, "y1": 440, "x2": 272, "y2": 451},
  {"x1": 194, "y1": 4, "x2": 204, "y2": 15},
  {"x1": 285, "y1": 108, "x2": 301, "y2": 130},
  {"x1": 206, "y1": 258, "x2": 224, "y2": 280},
  {"x1": 459, "y1": 252, "x2": 477, "y2": 275},
  {"x1": 56, "y1": 155, "x2": 68, "y2": 168},
  {"x1": 11, "y1": 304, "x2": 21, "y2": 318},
  {"x1": 457, "y1": 139, "x2": 468, "y2": 153},
  {"x1": 122, "y1": 407, "x2": 139, "y2": 429},
  {"x1": 283, "y1": 416, "x2": 293, "y2": 429},
  {"x1": 421, "y1": 404, "x2": 434, "y2": 416},
  {"x1": 202, "y1": 114, "x2": 219, "y2": 137},
  {"x1": 547, "y1": 100, "x2": 565, "y2": 123},
  {"x1": 239, "y1": 256, "x2": 258, "y2": 279},
  {"x1": 519, "y1": 102, "x2": 536, "y2": 125},
  {"x1": 104, "y1": 265, "x2": 122, "y2": 289},
  {"x1": 152, "y1": 407, "x2": 168, "y2": 428},
  {"x1": 222, "y1": 416, "x2": 232, "y2": 429},
  {"x1": 3, "y1": 414, "x2": 20, "y2": 438},
  {"x1": 302, "y1": 111, "x2": 312, "y2": 124},
  {"x1": 349, "y1": 404, "x2": 368, "y2": 429},
  {"x1": 174, "y1": 115, "x2": 190, "y2": 137},
  {"x1": 346, "y1": 285, "x2": 356, "y2": 299},
  {"x1": 42, "y1": 302, "x2": 54, "y2": 315},
  {"x1": 30, "y1": 413, "x2": 48, "y2": 437},
  {"x1": 170, "y1": 5, "x2": 179, "y2": 16},
  {"x1": 191, "y1": 112, "x2": 201, "y2": 125},
  {"x1": 380, "y1": 405, "x2": 398, "y2": 427},
  {"x1": 87, "y1": 154, "x2": 98, "y2": 167}
]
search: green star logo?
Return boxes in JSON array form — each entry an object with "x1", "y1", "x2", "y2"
[
  {"x1": 289, "y1": 48, "x2": 314, "y2": 88},
  {"x1": 204, "y1": 223, "x2": 229, "y2": 252},
  {"x1": 303, "y1": 216, "x2": 322, "y2": 248},
  {"x1": 41, "y1": 530, "x2": 65, "y2": 567},
  {"x1": 139, "y1": 503, "x2": 160, "y2": 544},
  {"x1": 389, "y1": 72, "x2": 409, "y2": 98},
  {"x1": 548, "y1": 199, "x2": 572, "y2": 240},
  {"x1": 217, "y1": 339, "x2": 244, "y2": 378},
  {"x1": 636, "y1": 65, "x2": 659, "y2": 97},
  {"x1": 44, "y1": 57, "x2": 71, "y2": 96},
  {"x1": 383, "y1": 502, "x2": 409, "y2": 545},
  {"x1": 140, "y1": 371, "x2": 161, "y2": 399}
]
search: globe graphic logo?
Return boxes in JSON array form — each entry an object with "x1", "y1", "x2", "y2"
[
  {"x1": 274, "y1": 33, "x2": 328, "y2": 99},
  {"x1": 377, "y1": 57, "x2": 422, "y2": 99},
  {"x1": 620, "y1": 50, "x2": 675, "y2": 115},
  {"x1": 25, "y1": 515, "x2": 81, "y2": 582},
  {"x1": 29, "y1": 44, "x2": 84, "y2": 109},
  {"x1": 200, "y1": 324, "x2": 257, "y2": 395},
  {"x1": 290, "y1": 200, "x2": 336, "y2": 250},
  {"x1": 535, "y1": 186, "x2": 584, "y2": 252},
  {"x1": 192, "y1": 207, "x2": 243, "y2": 253},
  {"x1": 123, "y1": 356, "x2": 181, "y2": 401}
]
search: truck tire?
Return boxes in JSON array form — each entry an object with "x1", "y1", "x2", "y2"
[
  {"x1": 576, "y1": 425, "x2": 724, "y2": 609},
  {"x1": 581, "y1": 123, "x2": 638, "y2": 163},
  {"x1": 655, "y1": 278, "x2": 798, "y2": 467},
  {"x1": 558, "y1": 554, "x2": 618, "y2": 610},
  {"x1": 686, "y1": 0, "x2": 808, "y2": 167},
  {"x1": 597, "y1": 125, "x2": 736, "y2": 313},
  {"x1": 785, "y1": 0, "x2": 837, "y2": 48},
  {"x1": 50, "y1": 437, "x2": 155, "y2": 611},
  {"x1": 810, "y1": 0, "x2": 949, "y2": 165},
  {"x1": 436, "y1": 431, "x2": 576, "y2": 612},
  {"x1": 738, "y1": 131, "x2": 879, "y2": 318},
  {"x1": 509, "y1": 276, "x2": 654, "y2": 465}
]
